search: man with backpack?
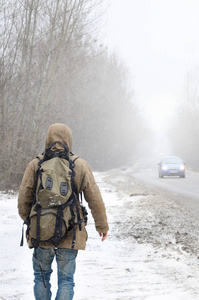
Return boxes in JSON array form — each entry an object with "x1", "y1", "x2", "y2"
[{"x1": 18, "y1": 123, "x2": 109, "y2": 300}]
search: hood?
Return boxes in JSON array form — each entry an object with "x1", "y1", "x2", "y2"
[{"x1": 45, "y1": 123, "x2": 72, "y2": 151}]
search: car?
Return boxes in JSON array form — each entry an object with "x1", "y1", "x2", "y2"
[{"x1": 158, "y1": 156, "x2": 186, "y2": 178}]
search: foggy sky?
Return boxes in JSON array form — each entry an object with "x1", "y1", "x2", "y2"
[{"x1": 103, "y1": 0, "x2": 199, "y2": 131}]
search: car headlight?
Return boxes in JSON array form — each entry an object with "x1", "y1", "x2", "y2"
[
  {"x1": 162, "y1": 165, "x2": 167, "y2": 170},
  {"x1": 180, "y1": 165, "x2": 185, "y2": 171}
]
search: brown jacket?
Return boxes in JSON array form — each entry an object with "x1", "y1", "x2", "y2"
[{"x1": 18, "y1": 123, "x2": 109, "y2": 250}]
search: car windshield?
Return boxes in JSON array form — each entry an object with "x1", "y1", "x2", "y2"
[{"x1": 162, "y1": 157, "x2": 182, "y2": 164}]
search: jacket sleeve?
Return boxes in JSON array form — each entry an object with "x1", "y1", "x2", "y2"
[
  {"x1": 74, "y1": 158, "x2": 109, "y2": 233},
  {"x1": 18, "y1": 160, "x2": 37, "y2": 221}
]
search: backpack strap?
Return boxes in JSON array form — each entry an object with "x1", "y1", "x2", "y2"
[
  {"x1": 70, "y1": 151, "x2": 79, "y2": 162},
  {"x1": 36, "y1": 154, "x2": 44, "y2": 161},
  {"x1": 36, "y1": 205, "x2": 42, "y2": 248},
  {"x1": 71, "y1": 155, "x2": 79, "y2": 163}
]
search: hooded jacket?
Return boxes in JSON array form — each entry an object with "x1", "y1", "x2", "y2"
[{"x1": 18, "y1": 123, "x2": 109, "y2": 250}]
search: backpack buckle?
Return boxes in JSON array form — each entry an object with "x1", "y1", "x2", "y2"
[{"x1": 54, "y1": 152, "x2": 60, "y2": 157}]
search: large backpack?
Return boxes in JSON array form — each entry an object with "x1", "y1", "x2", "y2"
[{"x1": 21, "y1": 141, "x2": 87, "y2": 248}]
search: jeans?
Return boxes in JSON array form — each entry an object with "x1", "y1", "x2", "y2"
[{"x1": 32, "y1": 247, "x2": 78, "y2": 300}]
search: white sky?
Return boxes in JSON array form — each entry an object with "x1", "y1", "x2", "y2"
[{"x1": 103, "y1": 0, "x2": 199, "y2": 129}]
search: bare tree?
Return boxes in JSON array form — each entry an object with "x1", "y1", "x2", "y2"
[
  {"x1": 0, "y1": 0, "x2": 104, "y2": 189},
  {"x1": 169, "y1": 67, "x2": 199, "y2": 169},
  {"x1": 49, "y1": 45, "x2": 145, "y2": 171},
  {"x1": 0, "y1": 0, "x2": 146, "y2": 189}
]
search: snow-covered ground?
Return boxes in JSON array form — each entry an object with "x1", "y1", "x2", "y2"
[{"x1": 1, "y1": 170, "x2": 199, "y2": 299}]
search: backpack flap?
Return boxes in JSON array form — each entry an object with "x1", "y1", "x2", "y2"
[{"x1": 36, "y1": 157, "x2": 72, "y2": 208}]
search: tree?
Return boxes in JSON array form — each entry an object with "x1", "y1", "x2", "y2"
[
  {"x1": 0, "y1": 0, "x2": 147, "y2": 189},
  {"x1": 0, "y1": 0, "x2": 104, "y2": 189},
  {"x1": 47, "y1": 45, "x2": 145, "y2": 170},
  {"x1": 169, "y1": 67, "x2": 199, "y2": 169}
]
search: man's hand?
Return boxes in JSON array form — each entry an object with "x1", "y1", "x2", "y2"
[{"x1": 99, "y1": 232, "x2": 108, "y2": 242}]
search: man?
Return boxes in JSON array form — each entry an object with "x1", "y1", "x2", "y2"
[{"x1": 18, "y1": 123, "x2": 109, "y2": 300}]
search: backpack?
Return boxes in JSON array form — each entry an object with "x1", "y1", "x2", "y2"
[{"x1": 20, "y1": 141, "x2": 87, "y2": 248}]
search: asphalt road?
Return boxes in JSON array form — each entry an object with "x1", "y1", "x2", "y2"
[{"x1": 132, "y1": 167, "x2": 199, "y2": 217}]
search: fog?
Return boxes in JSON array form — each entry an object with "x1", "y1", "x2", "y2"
[
  {"x1": 1, "y1": 0, "x2": 199, "y2": 190},
  {"x1": 0, "y1": 0, "x2": 143, "y2": 189},
  {"x1": 104, "y1": 0, "x2": 199, "y2": 168}
]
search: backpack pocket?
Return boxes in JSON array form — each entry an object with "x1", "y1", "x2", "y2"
[
  {"x1": 29, "y1": 207, "x2": 68, "y2": 242},
  {"x1": 37, "y1": 169, "x2": 72, "y2": 208},
  {"x1": 35, "y1": 157, "x2": 73, "y2": 208}
]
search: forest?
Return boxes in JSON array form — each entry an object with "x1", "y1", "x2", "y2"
[{"x1": 0, "y1": 0, "x2": 147, "y2": 190}]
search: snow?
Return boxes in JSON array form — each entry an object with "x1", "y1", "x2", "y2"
[{"x1": 1, "y1": 171, "x2": 199, "y2": 299}]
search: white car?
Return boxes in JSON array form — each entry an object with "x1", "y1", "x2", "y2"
[{"x1": 158, "y1": 156, "x2": 186, "y2": 178}]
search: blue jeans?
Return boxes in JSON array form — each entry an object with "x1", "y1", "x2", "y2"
[{"x1": 32, "y1": 247, "x2": 78, "y2": 300}]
